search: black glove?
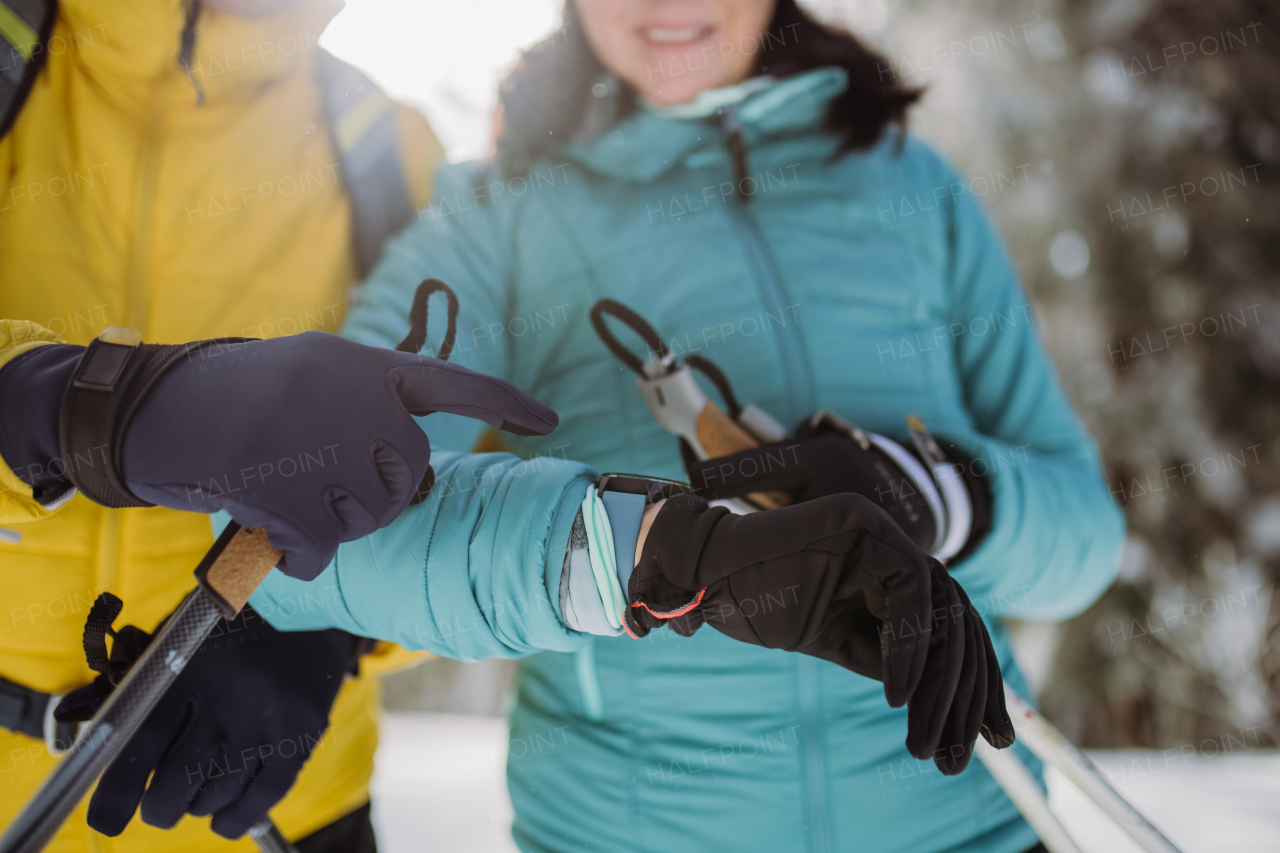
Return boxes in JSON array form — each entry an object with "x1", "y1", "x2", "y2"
[
  {"x1": 627, "y1": 491, "x2": 1014, "y2": 775},
  {"x1": 684, "y1": 415, "x2": 991, "y2": 561},
  {"x1": 55, "y1": 605, "x2": 354, "y2": 839},
  {"x1": 0, "y1": 330, "x2": 558, "y2": 579}
]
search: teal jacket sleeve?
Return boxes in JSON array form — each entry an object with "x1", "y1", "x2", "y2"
[
  {"x1": 934, "y1": 156, "x2": 1125, "y2": 621},
  {"x1": 342, "y1": 163, "x2": 513, "y2": 453},
  {"x1": 246, "y1": 449, "x2": 596, "y2": 659},
  {"x1": 921, "y1": 154, "x2": 1121, "y2": 617}
]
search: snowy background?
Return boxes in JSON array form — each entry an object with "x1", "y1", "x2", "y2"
[
  {"x1": 368, "y1": 712, "x2": 1280, "y2": 853},
  {"x1": 320, "y1": 0, "x2": 1280, "y2": 849}
]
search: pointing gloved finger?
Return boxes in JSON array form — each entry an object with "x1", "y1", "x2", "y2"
[
  {"x1": 905, "y1": 566, "x2": 964, "y2": 761},
  {"x1": 386, "y1": 359, "x2": 558, "y2": 436},
  {"x1": 87, "y1": 699, "x2": 195, "y2": 836}
]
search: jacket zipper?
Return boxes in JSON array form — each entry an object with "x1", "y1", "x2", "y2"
[
  {"x1": 719, "y1": 109, "x2": 827, "y2": 853},
  {"x1": 92, "y1": 511, "x2": 123, "y2": 632},
  {"x1": 718, "y1": 108, "x2": 816, "y2": 428},
  {"x1": 97, "y1": 75, "x2": 170, "y2": 602},
  {"x1": 126, "y1": 74, "x2": 169, "y2": 338},
  {"x1": 724, "y1": 206, "x2": 815, "y2": 423},
  {"x1": 796, "y1": 657, "x2": 829, "y2": 853}
]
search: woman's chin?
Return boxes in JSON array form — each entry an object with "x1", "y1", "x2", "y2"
[{"x1": 640, "y1": 73, "x2": 735, "y2": 106}]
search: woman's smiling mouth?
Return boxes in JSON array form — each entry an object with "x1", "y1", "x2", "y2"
[{"x1": 640, "y1": 25, "x2": 715, "y2": 45}]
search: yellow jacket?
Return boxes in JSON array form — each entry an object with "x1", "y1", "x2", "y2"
[{"x1": 0, "y1": 0, "x2": 442, "y2": 849}]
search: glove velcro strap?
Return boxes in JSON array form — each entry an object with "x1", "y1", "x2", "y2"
[{"x1": 58, "y1": 336, "x2": 255, "y2": 508}]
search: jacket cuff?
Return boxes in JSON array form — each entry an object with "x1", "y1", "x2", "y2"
[
  {"x1": 932, "y1": 432, "x2": 1012, "y2": 575},
  {"x1": 0, "y1": 321, "x2": 74, "y2": 525},
  {"x1": 0, "y1": 345, "x2": 83, "y2": 501},
  {"x1": 559, "y1": 507, "x2": 621, "y2": 636},
  {"x1": 249, "y1": 451, "x2": 598, "y2": 660},
  {"x1": 940, "y1": 430, "x2": 1124, "y2": 621}
]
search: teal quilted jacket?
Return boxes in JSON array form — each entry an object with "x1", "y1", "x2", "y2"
[{"x1": 253, "y1": 67, "x2": 1124, "y2": 853}]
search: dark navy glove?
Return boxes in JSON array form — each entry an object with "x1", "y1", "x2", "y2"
[
  {"x1": 628, "y1": 491, "x2": 1014, "y2": 775},
  {"x1": 0, "y1": 343, "x2": 82, "y2": 506},
  {"x1": 0, "y1": 330, "x2": 558, "y2": 579},
  {"x1": 55, "y1": 606, "x2": 353, "y2": 839},
  {"x1": 119, "y1": 331, "x2": 556, "y2": 579}
]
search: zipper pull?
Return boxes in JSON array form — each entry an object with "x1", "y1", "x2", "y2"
[
  {"x1": 719, "y1": 105, "x2": 753, "y2": 203},
  {"x1": 178, "y1": 0, "x2": 207, "y2": 106}
]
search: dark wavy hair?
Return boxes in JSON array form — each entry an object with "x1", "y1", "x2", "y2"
[{"x1": 494, "y1": 0, "x2": 920, "y2": 178}]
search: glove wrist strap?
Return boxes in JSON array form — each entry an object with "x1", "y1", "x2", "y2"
[{"x1": 58, "y1": 329, "x2": 253, "y2": 508}]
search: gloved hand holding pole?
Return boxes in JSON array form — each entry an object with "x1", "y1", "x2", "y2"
[
  {"x1": 0, "y1": 522, "x2": 282, "y2": 853},
  {"x1": 0, "y1": 281, "x2": 557, "y2": 851},
  {"x1": 52, "y1": 600, "x2": 356, "y2": 841},
  {"x1": 587, "y1": 299, "x2": 1012, "y2": 774}
]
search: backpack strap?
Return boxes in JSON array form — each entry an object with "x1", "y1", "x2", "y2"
[
  {"x1": 314, "y1": 48, "x2": 414, "y2": 279},
  {"x1": 0, "y1": 0, "x2": 57, "y2": 138}
]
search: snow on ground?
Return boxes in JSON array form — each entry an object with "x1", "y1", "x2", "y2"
[
  {"x1": 371, "y1": 712, "x2": 1280, "y2": 852},
  {"x1": 371, "y1": 714, "x2": 517, "y2": 853},
  {"x1": 1046, "y1": 750, "x2": 1280, "y2": 853}
]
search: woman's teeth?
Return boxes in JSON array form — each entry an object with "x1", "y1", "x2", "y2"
[{"x1": 643, "y1": 26, "x2": 712, "y2": 44}]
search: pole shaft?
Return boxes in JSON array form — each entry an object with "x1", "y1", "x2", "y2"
[
  {"x1": 0, "y1": 591, "x2": 223, "y2": 853},
  {"x1": 1006, "y1": 688, "x2": 1185, "y2": 853},
  {"x1": 0, "y1": 522, "x2": 281, "y2": 853}
]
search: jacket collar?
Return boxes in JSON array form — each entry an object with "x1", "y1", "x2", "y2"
[
  {"x1": 561, "y1": 66, "x2": 848, "y2": 183},
  {"x1": 58, "y1": 0, "x2": 342, "y2": 101}
]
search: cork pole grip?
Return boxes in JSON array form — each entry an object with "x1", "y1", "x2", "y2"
[
  {"x1": 694, "y1": 402, "x2": 788, "y2": 510},
  {"x1": 194, "y1": 523, "x2": 283, "y2": 619}
]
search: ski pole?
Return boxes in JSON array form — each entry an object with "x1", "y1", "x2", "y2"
[
  {"x1": 247, "y1": 817, "x2": 301, "y2": 853},
  {"x1": 0, "y1": 521, "x2": 293, "y2": 853},
  {"x1": 590, "y1": 300, "x2": 1185, "y2": 853},
  {"x1": 1004, "y1": 688, "x2": 1184, "y2": 853},
  {"x1": 976, "y1": 743, "x2": 1082, "y2": 853}
]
